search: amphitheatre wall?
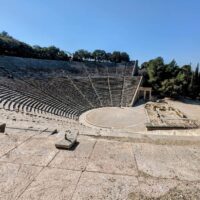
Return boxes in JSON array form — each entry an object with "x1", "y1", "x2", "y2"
[{"x1": 0, "y1": 55, "x2": 135, "y2": 76}]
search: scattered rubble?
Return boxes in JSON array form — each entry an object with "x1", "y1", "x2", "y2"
[{"x1": 145, "y1": 102, "x2": 199, "y2": 130}]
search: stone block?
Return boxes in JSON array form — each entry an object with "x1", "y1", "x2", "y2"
[{"x1": 55, "y1": 130, "x2": 78, "y2": 149}]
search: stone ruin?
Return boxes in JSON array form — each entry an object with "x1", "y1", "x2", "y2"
[{"x1": 145, "y1": 101, "x2": 199, "y2": 130}]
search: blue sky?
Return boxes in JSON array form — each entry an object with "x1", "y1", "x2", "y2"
[{"x1": 0, "y1": 0, "x2": 200, "y2": 66}]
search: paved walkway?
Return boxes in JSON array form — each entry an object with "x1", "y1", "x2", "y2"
[{"x1": 0, "y1": 128, "x2": 200, "y2": 200}]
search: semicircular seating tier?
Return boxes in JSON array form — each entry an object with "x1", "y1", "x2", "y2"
[{"x1": 0, "y1": 57, "x2": 142, "y2": 120}]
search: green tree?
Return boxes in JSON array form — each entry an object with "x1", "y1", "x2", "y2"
[
  {"x1": 160, "y1": 78, "x2": 182, "y2": 97},
  {"x1": 105, "y1": 52, "x2": 112, "y2": 62},
  {"x1": 111, "y1": 51, "x2": 121, "y2": 63},
  {"x1": 179, "y1": 65, "x2": 192, "y2": 96},
  {"x1": 120, "y1": 52, "x2": 130, "y2": 62},
  {"x1": 194, "y1": 64, "x2": 199, "y2": 84},
  {"x1": 188, "y1": 72, "x2": 195, "y2": 98},
  {"x1": 192, "y1": 64, "x2": 200, "y2": 97},
  {"x1": 92, "y1": 50, "x2": 106, "y2": 61},
  {"x1": 140, "y1": 58, "x2": 194, "y2": 98},
  {"x1": 46, "y1": 46, "x2": 60, "y2": 59},
  {"x1": 0, "y1": 31, "x2": 9, "y2": 37},
  {"x1": 145, "y1": 57, "x2": 165, "y2": 92},
  {"x1": 73, "y1": 49, "x2": 90, "y2": 61},
  {"x1": 0, "y1": 31, "x2": 69, "y2": 60}
]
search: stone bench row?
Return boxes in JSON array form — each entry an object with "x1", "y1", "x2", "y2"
[
  {"x1": 92, "y1": 77, "x2": 111, "y2": 107},
  {"x1": 27, "y1": 78, "x2": 92, "y2": 110},
  {"x1": 109, "y1": 77, "x2": 124, "y2": 107},
  {"x1": 72, "y1": 77, "x2": 101, "y2": 107},
  {"x1": 0, "y1": 86, "x2": 81, "y2": 119},
  {"x1": 0, "y1": 78, "x2": 92, "y2": 119},
  {"x1": 121, "y1": 77, "x2": 140, "y2": 106}
]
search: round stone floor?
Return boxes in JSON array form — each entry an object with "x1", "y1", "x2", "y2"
[{"x1": 80, "y1": 107, "x2": 146, "y2": 129}]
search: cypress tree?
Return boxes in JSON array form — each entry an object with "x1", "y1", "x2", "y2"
[
  {"x1": 194, "y1": 64, "x2": 199, "y2": 97},
  {"x1": 188, "y1": 72, "x2": 195, "y2": 98}
]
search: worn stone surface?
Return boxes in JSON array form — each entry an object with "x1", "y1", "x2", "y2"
[
  {"x1": 0, "y1": 110, "x2": 200, "y2": 200},
  {"x1": 147, "y1": 134, "x2": 200, "y2": 145},
  {"x1": 32, "y1": 130, "x2": 52, "y2": 138},
  {"x1": 87, "y1": 140, "x2": 138, "y2": 175},
  {"x1": 72, "y1": 171, "x2": 138, "y2": 200},
  {"x1": 49, "y1": 138, "x2": 96, "y2": 170},
  {"x1": 0, "y1": 162, "x2": 41, "y2": 200},
  {"x1": 0, "y1": 132, "x2": 34, "y2": 158},
  {"x1": 137, "y1": 177, "x2": 179, "y2": 198},
  {"x1": 0, "y1": 137, "x2": 59, "y2": 166},
  {"x1": 19, "y1": 167, "x2": 81, "y2": 200},
  {"x1": 128, "y1": 178, "x2": 200, "y2": 200},
  {"x1": 133, "y1": 143, "x2": 200, "y2": 181}
]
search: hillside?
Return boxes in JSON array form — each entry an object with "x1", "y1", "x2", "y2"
[
  {"x1": 0, "y1": 56, "x2": 135, "y2": 78},
  {"x1": 0, "y1": 32, "x2": 131, "y2": 63}
]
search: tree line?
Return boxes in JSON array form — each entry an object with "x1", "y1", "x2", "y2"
[
  {"x1": 139, "y1": 57, "x2": 200, "y2": 99},
  {"x1": 73, "y1": 49, "x2": 129, "y2": 62},
  {"x1": 0, "y1": 31, "x2": 69, "y2": 61},
  {"x1": 0, "y1": 31, "x2": 130, "y2": 63}
]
